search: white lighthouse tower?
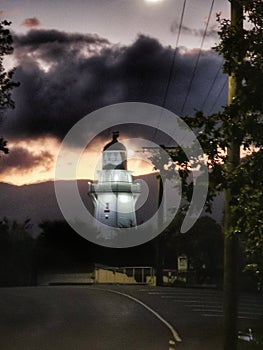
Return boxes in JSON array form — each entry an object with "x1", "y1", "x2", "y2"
[{"x1": 88, "y1": 132, "x2": 140, "y2": 228}]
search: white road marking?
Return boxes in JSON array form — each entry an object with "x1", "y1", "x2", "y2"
[
  {"x1": 241, "y1": 296, "x2": 263, "y2": 301},
  {"x1": 173, "y1": 299, "x2": 219, "y2": 303},
  {"x1": 203, "y1": 313, "x2": 223, "y2": 317},
  {"x1": 140, "y1": 288, "x2": 262, "y2": 321},
  {"x1": 185, "y1": 301, "x2": 221, "y2": 305},
  {"x1": 169, "y1": 339, "x2": 176, "y2": 350},
  {"x1": 147, "y1": 291, "x2": 221, "y2": 296},
  {"x1": 184, "y1": 303, "x2": 261, "y2": 320},
  {"x1": 241, "y1": 304, "x2": 263, "y2": 308},
  {"x1": 161, "y1": 295, "x2": 207, "y2": 299},
  {"x1": 238, "y1": 316, "x2": 259, "y2": 320},
  {"x1": 148, "y1": 292, "x2": 179, "y2": 295},
  {"x1": 239, "y1": 311, "x2": 262, "y2": 315},
  {"x1": 194, "y1": 308, "x2": 222, "y2": 313},
  {"x1": 106, "y1": 289, "x2": 182, "y2": 343}
]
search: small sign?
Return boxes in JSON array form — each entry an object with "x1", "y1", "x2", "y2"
[{"x1": 178, "y1": 255, "x2": 188, "y2": 272}]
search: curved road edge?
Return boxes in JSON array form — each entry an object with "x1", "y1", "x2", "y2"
[{"x1": 101, "y1": 288, "x2": 183, "y2": 343}]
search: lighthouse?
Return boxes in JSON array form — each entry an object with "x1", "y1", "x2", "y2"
[{"x1": 88, "y1": 132, "x2": 141, "y2": 228}]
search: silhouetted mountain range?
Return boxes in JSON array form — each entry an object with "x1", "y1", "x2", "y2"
[
  {"x1": 0, "y1": 173, "x2": 223, "y2": 236},
  {"x1": 0, "y1": 174, "x2": 159, "y2": 236}
]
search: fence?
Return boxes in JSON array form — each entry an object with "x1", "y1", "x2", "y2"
[{"x1": 94, "y1": 265, "x2": 155, "y2": 285}]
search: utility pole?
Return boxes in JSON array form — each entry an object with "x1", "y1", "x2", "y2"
[
  {"x1": 223, "y1": 1, "x2": 243, "y2": 349},
  {"x1": 141, "y1": 145, "x2": 175, "y2": 286},
  {"x1": 156, "y1": 173, "x2": 164, "y2": 286}
]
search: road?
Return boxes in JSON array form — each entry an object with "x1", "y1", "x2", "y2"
[
  {"x1": 0, "y1": 285, "x2": 262, "y2": 350},
  {"x1": 0, "y1": 286, "x2": 172, "y2": 350},
  {"x1": 107, "y1": 285, "x2": 263, "y2": 349}
]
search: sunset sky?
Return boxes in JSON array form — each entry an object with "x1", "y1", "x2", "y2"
[{"x1": 0, "y1": 0, "x2": 230, "y2": 186}]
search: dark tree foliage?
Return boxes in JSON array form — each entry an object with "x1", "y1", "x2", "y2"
[
  {"x1": 195, "y1": 1, "x2": 263, "y2": 285},
  {"x1": 36, "y1": 220, "x2": 155, "y2": 270},
  {"x1": 164, "y1": 215, "x2": 223, "y2": 285},
  {"x1": 232, "y1": 151, "x2": 263, "y2": 286},
  {"x1": 157, "y1": 0, "x2": 263, "y2": 286},
  {"x1": 0, "y1": 218, "x2": 35, "y2": 286},
  {"x1": 0, "y1": 20, "x2": 20, "y2": 154},
  {"x1": 177, "y1": 216, "x2": 223, "y2": 284},
  {"x1": 36, "y1": 220, "x2": 94, "y2": 270}
]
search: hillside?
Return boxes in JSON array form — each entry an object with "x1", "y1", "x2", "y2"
[
  {"x1": 0, "y1": 174, "x2": 159, "y2": 236},
  {"x1": 0, "y1": 173, "x2": 223, "y2": 236}
]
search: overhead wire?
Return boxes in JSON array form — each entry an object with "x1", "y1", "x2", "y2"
[
  {"x1": 208, "y1": 75, "x2": 228, "y2": 114},
  {"x1": 161, "y1": 0, "x2": 187, "y2": 109},
  {"x1": 179, "y1": 0, "x2": 215, "y2": 116},
  {"x1": 206, "y1": 1, "x2": 255, "y2": 114},
  {"x1": 208, "y1": 2, "x2": 258, "y2": 115},
  {"x1": 152, "y1": 0, "x2": 187, "y2": 143},
  {"x1": 199, "y1": 58, "x2": 224, "y2": 112}
]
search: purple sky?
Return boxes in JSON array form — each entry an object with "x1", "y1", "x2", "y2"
[
  {"x1": 0, "y1": 0, "x2": 231, "y2": 185},
  {"x1": 1, "y1": 0, "x2": 229, "y2": 47}
]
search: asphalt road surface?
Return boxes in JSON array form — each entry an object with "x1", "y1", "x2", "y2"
[
  {"x1": 107, "y1": 285, "x2": 263, "y2": 350},
  {"x1": 0, "y1": 286, "x2": 172, "y2": 350},
  {"x1": 0, "y1": 285, "x2": 262, "y2": 350}
]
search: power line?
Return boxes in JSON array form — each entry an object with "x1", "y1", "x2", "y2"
[
  {"x1": 199, "y1": 58, "x2": 224, "y2": 112},
  {"x1": 179, "y1": 0, "x2": 215, "y2": 116},
  {"x1": 208, "y1": 75, "x2": 228, "y2": 114},
  {"x1": 162, "y1": 0, "x2": 187, "y2": 109},
  {"x1": 152, "y1": 0, "x2": 187, "y2": 142}
]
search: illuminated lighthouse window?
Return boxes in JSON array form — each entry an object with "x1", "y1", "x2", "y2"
[{"x1": 103, "y1": 151, "x2": 123, "y2": 168}]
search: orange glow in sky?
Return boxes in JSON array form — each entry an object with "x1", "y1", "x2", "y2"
[
  {"x1": 1, "y1": 134, "x2": 257, "y2": 187},
  {"x1": 0, "y1": 136, "x2": 155, "y2": 186},
  {"x1": 0, "y1": 137, "x2": 254, "y2": 186},
  {"x1": 0, "y1": 137, "x2": 59, "y2": 186}
]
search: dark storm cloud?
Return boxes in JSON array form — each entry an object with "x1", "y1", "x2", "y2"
[
  {"x1": 170, "y1": 20, "x2": 218, "y2": 38},
  {"x1": 21, "y1": 17, "x2": 41, "y2": 28},
  {"x1": 0, "y1": 146, "x2": 53, "y2": 174},
  {"x1": 14, "y1": 29, "x2": 111, "y2": 61},
  {"x1": 3, "y1": 30, "x2": 227, "y2": 141}
]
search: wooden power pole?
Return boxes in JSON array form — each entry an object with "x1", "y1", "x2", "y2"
[
  {"x1": 156, "y1": 173, "x2": 164, "y2": 286},
  {"x1": 223, "y1": 1, "x2": 243, "y2": 349},
  {"x1": 141, "y1": 145, "x2": 174, "y2": 286}
]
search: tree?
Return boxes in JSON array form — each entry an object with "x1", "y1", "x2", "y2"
[
  {"x1": 36, "y1": 220, "x2": 92, "y2": 270},
  {"x1": 36, "y1": 220, "x2": 156, "y2": 270},
  {"x1": 149, "y1": 1, "x2": 262, "y2": 348},
  {"x1": 180, "y1": 2, "x2": 263, "y2": 349},
  {"x1": 0, "y1": 20, "x2": 19, "y2": 154},
  {"x1": 164, "y1": 215, "x2": 223, "y2": 284},
  {"x1": 180, "y1": 216, "x2": 223, "y2": 284},
  {"x1": 232, "y1": 150, "x2": 263, "y2": 289},
  {"x1": 0, "y1": 218, "x2": 35, "y2": 286}
]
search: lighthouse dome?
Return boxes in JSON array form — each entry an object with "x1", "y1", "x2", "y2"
[
  {"x1": 103, "y1": 137, "x2": 126, "y2": 152},
  {"x1": 102, "y1": 132, "x2": 127, "y2": 170}
]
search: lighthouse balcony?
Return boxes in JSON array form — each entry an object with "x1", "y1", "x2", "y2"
[{"x1": 89, "y1": 181, "x2": 141, "y2": 194}]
